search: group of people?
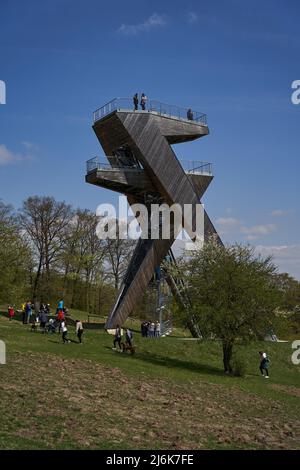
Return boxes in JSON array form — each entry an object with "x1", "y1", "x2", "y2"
[
  {"x1": 60, "y1": 318, "x2": 83, "y2": 344},
  {"x1": 132, "y1": 93, "x2": 194, "y2": 121},
  {"x1": 133, "y1": 93, "x2": 148, "y2": 111},
  {"x1": 141, "y1": 320, "x2": 160, "y2": 338},
  {"x1": 53, "y1": 300, "x2": 83, "y2": 344},
  {"x1": 113, "y1": 324, "x2": 133, "y2": 350},
  {"x1": 16, "y1": 298, "x2": 84, "y2": 344}
]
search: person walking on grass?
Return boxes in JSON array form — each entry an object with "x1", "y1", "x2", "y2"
[
  {"x1": 61, "y1": 319, "x2": 70, "y2": 344},
  {"x1": 125, "y1": 328, "x2": 133, "y2": 347},
  {"x1": 113, "y1": 324, "x2": 122, "y2": 349},
  {"x1": 76, "y1": 320, "x2": 84, "y2": 344},
  {"x1": 259, "y1": 351, "x2": 270, "y2": 379}
]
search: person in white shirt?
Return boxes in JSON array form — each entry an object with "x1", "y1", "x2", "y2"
[
  {"x1": 61, "y1": 320, "x2": 69, "y2": 343},
  {"x1": 140, "y1": 93, "x2": 147, "y2": 110},
  {"x1": 76, "y1": 320, "x2": 84, "y2": 344}
]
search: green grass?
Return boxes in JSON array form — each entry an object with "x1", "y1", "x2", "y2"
[{"x1": 0, "y1": 311, "x2": 299, "y2": 450}]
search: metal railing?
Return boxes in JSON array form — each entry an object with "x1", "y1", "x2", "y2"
[
  {"x1": 86, "y1": 156, "x2": 212, "y2": 176},
  {"x1": 86, "y1": 156, "x2": 110, "y2": 173},
  {"x1": 93, "y1": 97, "x2": 207, "y2": 126},
  {"x1": 183, "y1": 161, "x2": 212, "y2": 175}
]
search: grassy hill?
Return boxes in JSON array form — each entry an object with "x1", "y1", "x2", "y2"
[{"x1": 0, "y1": 311, "x2": 299, "y2": 450}]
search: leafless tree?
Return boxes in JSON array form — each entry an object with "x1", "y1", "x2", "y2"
[{"x1": 19, "y1": 196, "x2": 73, "y2": 300}]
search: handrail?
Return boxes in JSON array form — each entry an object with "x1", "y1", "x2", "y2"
[
  {"x1": 93, "y1": 97, "x2": 207, "y2": 126},
  {"x1": 86, "y1": 156, "x2": 212, "y2": 176}
]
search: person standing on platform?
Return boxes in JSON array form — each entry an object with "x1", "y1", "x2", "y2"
[
  {"x1": 140, "y1": 93, "x2": 147, "y2": 110},
  {"x1": 187, "y1": 108, "x2": 194, "y2": 121},
  {"x1": 133, "y1": 93, "x2": 139, "y2": 111}
]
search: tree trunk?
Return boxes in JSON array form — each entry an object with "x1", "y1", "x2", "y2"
[
  {"x1": 32, "y1": 255, "x2": 43, "y2": 301},
  {"x1": 222, "y1": 341, "x2": 233, "y2": 373}
]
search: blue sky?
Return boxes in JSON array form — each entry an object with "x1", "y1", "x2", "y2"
[{"x1": 0, "y1": 0, "x2": 299, "y2": 278}]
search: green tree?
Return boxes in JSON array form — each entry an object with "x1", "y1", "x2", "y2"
[
  {"x1": 0, "y1": 201, "x2": 32, "y2": 305},
  {"x1": 274, "y1": 272, "x2": 300, "y2": 312},
  {"x1": 170, "y1": 242, "x2": 281, "y2": 373}
]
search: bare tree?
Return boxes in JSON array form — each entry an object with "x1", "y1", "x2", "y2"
[
  {"x1": 19, "y1": 196, "x2": 73, "y2": 300},
  {"x1": 104, "y1": 225, "x2": 136, "y2": 290},
  {"x1": 60, "y1": 209, "x2": 106, "y2": 310}
]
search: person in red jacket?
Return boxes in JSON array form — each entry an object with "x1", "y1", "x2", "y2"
[
  {"x1": 57, "y1": 309, "x2": 65, "y2": 333},
  {"x1": 8, "y1": 305, "x2": 14, "y2": 321}
]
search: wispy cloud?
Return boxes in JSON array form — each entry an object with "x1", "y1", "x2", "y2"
[
  {"x1": 215, "y1": 217, "x2": 240, "y2": 235},
  {"x1": 21, "y1": 141, "x2": 39, "y2": 152},
  {"x1": 117, "y1": 13, "x2": 166, "y2": 36},
  {"x1": 187, "y1": 11, "x2": 198, "y2": 24},
  {"x1": 270, "y1": 209, "x2": 291, "y2": 217},
  {"x1": 240, "y1": 224, "x2": 277, "y2": 241},
  {"x1": 0, "y1": 143, "x2": 35, "y2": 166}
]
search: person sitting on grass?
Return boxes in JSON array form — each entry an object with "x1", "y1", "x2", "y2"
[
  {"x1": 259, "y1": 351, "x2": 270, "y2": 379},
  {"x1": 113, "y1": 324, "x2": 122, "y2": 350},
  {"x1": 76, "y1": 320, "x2": 84, "y2": 344}
]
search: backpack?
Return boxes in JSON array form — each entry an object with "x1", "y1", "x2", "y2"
[{"x1": 265, "y1": 356, "x2": 271, "y2": 366}]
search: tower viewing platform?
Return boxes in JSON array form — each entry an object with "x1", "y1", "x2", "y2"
[
  {"x1": 93, "y1": 97, "x2": 207, "y2": 126},
  {"x1": 86, "y1": 95, "x2": 220, "y2": 332}
]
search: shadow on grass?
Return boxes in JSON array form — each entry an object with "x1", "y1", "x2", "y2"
[
  {"x1": 106, "y1": 345, "x2": 224, "y2": 377},
  {"x1": 136, "y1": 351, "x2": 224, "y2": 376}
]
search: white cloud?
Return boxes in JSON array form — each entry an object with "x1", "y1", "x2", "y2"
[
  {"x1": 21, "y1": 141, "x2": 39, "y2": 151},
  {"x1": 117, "y1": 13, "x2": 166, "y2": 35},
  {"x1": 215, "y1": 217, "x2": 240, "y2": 235},
  {"x1": 0, "y1": 144, "x2": 21, "y2": 165},
  {"x1": 240, "y1": 224, "x2": 277, "y2": 240},
  {"x1": 270, "y1": 209, "x2": 290, "y2": 217},
  {"x1": 225, "y1": 207, "x2": 233, "y2": 214},
  {"x1": 0, "y1": 143, "x2": 34, "y2": 166},
  {"x1": 255, "y1": 245, "x2": 300, "y2": 280},
  {"x1": 216, "y1": 217, "x2": 239, "y2": 227},
  {"x1": 187, "y1": 11, "x2": 198, "y2": 24}
]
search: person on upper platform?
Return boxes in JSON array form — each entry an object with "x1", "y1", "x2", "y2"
[
  {"x1": 187, "y1": 108, "x2": 194, "y2": 121},
  {"x1": 140, "y1": 93, "x2": 147, "y2": 110}
]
